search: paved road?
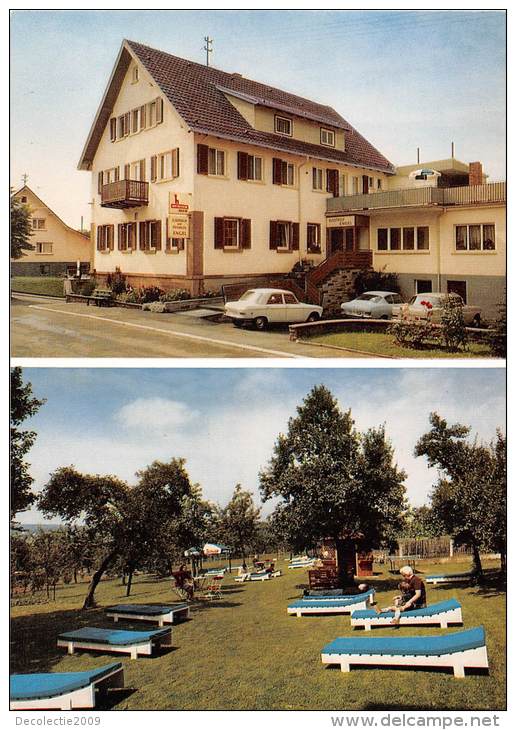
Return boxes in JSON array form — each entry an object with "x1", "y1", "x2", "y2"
[{"x1": 11, "y1": 295, "x2": 371, "y2": 359}]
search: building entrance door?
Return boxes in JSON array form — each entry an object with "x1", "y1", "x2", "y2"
[{"x1": 329, "y1": 228, "x2": 356, "y2": 254}]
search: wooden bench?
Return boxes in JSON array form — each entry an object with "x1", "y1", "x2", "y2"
[{"x1": 87, "y1": 289, "x2": 114, "y2": 307}]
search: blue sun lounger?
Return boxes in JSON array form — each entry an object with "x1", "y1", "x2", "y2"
[
  {"x1": 57, "y1": 626, "x2": 172, "y2": 659},
  {"x1": 105, "y1": 602, "x2": 189, "y2": 626},
  {"x1": 321, "y1": 626, "x2": 488, "y2": 678},
  {"x1": 426, "y1": 571, "x2": 473, "y2": 584},
  {"x1": 10, "y1": 662, "x2": 124, "y2": 710},
  {"x1": 288, "y1": 590, "x2": 375, "y2": 617},
  {"x1": 351, "y1": 599, "x2": 463, "y2": 630}
]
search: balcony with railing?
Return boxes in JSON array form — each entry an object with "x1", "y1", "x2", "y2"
[
  {"x1": 101, "y1": 180, "x2": 149, "y2": 209},
  {"x1": 327, "y1": 181, "x2": 506, "y2": 215}
]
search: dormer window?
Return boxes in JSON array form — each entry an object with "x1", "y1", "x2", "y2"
[
  {"x1": 320, "y1": 128, "x2": 335, "y2": 147},
  {"x1": 275, "y1": 115, "x2": 292, "y2": 136}
]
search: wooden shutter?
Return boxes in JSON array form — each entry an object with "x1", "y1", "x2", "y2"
[
  {"x1": 240, "y1": 219, "x2": 251, "y2": 249},
  {"x1": 272, "y1": 158, "x2": 282, "y2": 185},
  {"x1": 150, "y1": 156, "x2": 157, "y2": 182},
  {"x1": 172, "y1": 148, "x2": 180, "y2": 178},
  {"x1": 139, "y1": 221, "x2": 147, "y2": 250},
  {"x1": 124, "y1": 164, "x2": 130, "y2": 180},
  {"x1": 269, "y1": 220, "x2": 278, "y2": 249},
  {"x1": 237, "y1": 152, "x2": 248, "y2": 180},
  {"x1": 128, "y1": 222, "x2": 135, "y2": 250},
  {"x1": 326, "y1": 169, "x2": 339, "y2": 196},
  {"x1": 154, "y1": 221, "x2": 162, "y2": 251},
  {"x1": 156, "y1": 97, "x2": 164, "y2": 124},
  {"x1": 97, "y1": 171, "x2": 103, "y2": 194},
  {"x1": 214, "y1": 217, "x2": 225, "y2": 249},
  {"x1": 362, "y1": 175, "x2": 369, "y2": 194},
  {"x1": 291, "y1": 223, "x2": 300, "y2": 250},
  {"x1": 109, "y1": 118, "x2": 116, "y2": 142},
  {"x1": 118, "y1": 223, "x2": 123, "y2": 250},
  {"x1": 139, "y1": 105, "x2": 146, "y2": 129},
  {"x1": 96, "y1": 226, "x2": 102, "y2": 251},
  {"x1": 139, "y1": 159, "x2": 146, "y2": 181},
  {"x1": 197, "y1": 144, "x2": 209, "y2": 175},
  {"x1": 108, "y1": 225, "x2": 115, "y2": 250},
  {"x1": 114, "y1": 166, "x2": 120, "y2": 182}
]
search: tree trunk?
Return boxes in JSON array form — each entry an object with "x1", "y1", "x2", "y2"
[
  {"x1": 335, "y1": 538, "x2": 356, "y2": 587},
  {"x1": 500, "y1": 549, "x2": 506, "y2": 576},
  {"x1": 82, "y1": 549, "x2": 118, "y2": 610},
  {"x1": 125, "y1": 568, "x2": 134, "y2": 597},
  {"x1": 121, "y1": 572, "x2": 126, "y2": 586},
  {"x1": 73, "y1": 568, "x2": 78, "y2": 584},
  {"x1": 471, "y1": 543, "x2": 484, "y2": 581}
]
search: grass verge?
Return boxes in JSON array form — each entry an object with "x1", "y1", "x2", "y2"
[
  {"x1": 10, "y1": 559, "x2": 505, "y2": 711},
  {"x1": 305, "y1": 332, "x2": 493, "y2": 359},
  {"x1": 11, "y1": 277, "x2": 64, "y2": 297}
]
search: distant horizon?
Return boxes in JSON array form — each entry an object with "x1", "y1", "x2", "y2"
[{"x1": 11, "y1": 9, "x2": 506, "y2": 228}]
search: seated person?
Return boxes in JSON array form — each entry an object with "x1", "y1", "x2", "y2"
[
  {"x1": 374, "y1": 565, "x2": 427, "y2": 624},
  {"x1": 172, "y1": 563, "x2": 194, "y2": 601}
]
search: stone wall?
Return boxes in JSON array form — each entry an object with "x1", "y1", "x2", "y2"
[{"x1": 320, "y1": 269, "x2": 362, "y2": 315}]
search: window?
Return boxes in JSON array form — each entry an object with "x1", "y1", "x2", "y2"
[
  {"x1": 131, "y1": 108, "x2": 139, "y2": 134},
  {"x1": 341, "y1": 174, "x2": 348, "y2": 196},
  {"x1": 455, "y1": 223, "x2": 495, "y2": 251},
  {"x1": 129, "y1": 160, "x2": 146, "y2": 181},
  {"x1": 39, "y1": 264, "x2": 50, "y2": 275},
  {"x1": 416, "y1": 280, "x2": 433, "y2": 294},
  {"x1": 377, "y1": 179, "x2": 382, "y2": 190},
  {"x1": 267, "y1": 293, "x2": 283, "y2": 305},
  {"x1": 275, "y1": 115, "x2": 292, "y2": 136},
  {"x1": 326, "y1": 169, "x2": 339, "y2": 196},
  {"x1": 139, "y1": 220, "x2": 162, "y2": 251},
  {"x1": 32, "y1": 218, "x2": 46, "y2": 230},
  {"x1": 246, "y1": 155, "x2": 262, "y2": 181},
  {"x1": 208, "y1": 148, "x2": 226, "y2": 176},
  {"x1": 272, "y1": 158, "x2": 295, "y2": 186},
  {"x1": 118, "y1": 222, "x2": 137, "y2": 251},
  {"x1": 97, "y1": 224, "x2": 114, "y2": 251},
  {"x1": 312, "y1": 168, "x2": 323, "y2": 191},
  {"x1": 307, "y1": 223, "x2": 321, "y2": 253},
  {"x1": 352, "y1": 176, "x2": 360, "y2": 194},
  {"x1": 447, "y1": 280, "x2": 467, "y2": 303},
  {"x1": 131, "y1": 66, "x2": 139, "y2": 83},
  {"x1": 269, "y1": 220, "x2": 299, "y2": 251},
  {"x1": 147, "y1": 100, "x2": 157, "y2": 127},
  {"x1": 214, "y1": 217, "x2": 251, "y2": 250},
  {"x1": 104, "y1": 167, "x2": 119, "y2": 184},
  {"x1": 368, "y1": 176, "x2": 374, "y2": 191},
  {"x1": 110, "y1": 118, "x2": 117, "y2": 142},
  {"x1": 117, "y1": 112, "x2": 130, "y2": 138},
  {"x1": 377, "y1": 226, "x2": 429, "y2": 251},
  {"x1": 320, "y1": 128, "x2": 335, "y2": 147},
  {"x1": 284, "y1": 293, "x2": 297, "y2": 304},
  {"x1": 156, "y1": 149, "x2": 180, "y2": 181},
  {"x1": 21, "y1": 196, "x2": 27, "y2": 203},
  {"x1": 166, "y1": 218, "x2": 186, "y2": 252},
  {"x1": 35, "y1": 242, "x2": 53, "y2": 254}
]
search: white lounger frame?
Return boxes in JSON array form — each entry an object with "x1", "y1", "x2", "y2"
[
  {"x1": 351, "y1": 604, "x2": 463, "y2": 631},
  {"x1": 288, "y1": 596, "x2": 370, "y2": 617},
  {"x1": 57, "y1": 628, "x2": 172, "y2": 660},
  {"x1": 236, "y1": 571, "x2": 281, "y2": 582},
  {"x1": 10, "y1": 665, "x2": 124, "y2": 711},
  {"x1": 321, "y1": 645, "x2": 488, "y2": 678},
  {"x1": 426, "y1": 575, "x2": 471, "y2": 585},
  {"x1": 106, "y1": 605, "x2": 189, "y2": 626}
]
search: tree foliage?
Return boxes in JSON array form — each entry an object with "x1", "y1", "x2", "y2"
[
  {"x1": 10, "y1": 368, "x2": 46, "y2": 518},
  {"x1": 259, "y1": 385, "x2": 407, "y2": 584},
  {"x1": 214, "y1": 485, "x2": 261, "y2": 560},
  {"x1": 10, "y1": 191, "x2": 34, "y2": 259},
  {"x1": 415, "y1": 413, "x2": 506, "y2": 577}
]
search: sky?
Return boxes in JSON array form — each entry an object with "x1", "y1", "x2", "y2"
[
  {"x1": 10, "y1": 9, "x2": 506, "y2": 229},
  {"x1": 17, "y1": 366, "x2": 506, "y2": 526}
]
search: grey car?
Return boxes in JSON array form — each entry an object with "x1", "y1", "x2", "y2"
[{"x1": 341, "y1": 291, "x2": 404, "y2": 319}]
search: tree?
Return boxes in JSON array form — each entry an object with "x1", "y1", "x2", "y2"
[
  {"x1": 215, "y1": 485, "x2": 261, "y2": 561},
  {"x1": 489, "y1": 295, "x2": 507, "y2": 358},
  {"x1": 10, "y1": 191, "x2": 34, "y2": 259},
  {"x1": 414, "y1": 413, "x2": 506, "y2": 579},
  {"x1": 401, "y1": 505, "x2": 443, "y2": 538},
  {"x1": 10, "y1": 368, "x2": 46, "y2": 518},
  {"x1": 259, "y1": 385, "x2": 407, "y2": 585}
]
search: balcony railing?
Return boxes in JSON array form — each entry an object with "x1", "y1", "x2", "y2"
[
  {"x1": 327, "y1": 181, "x2": 506, "y2": 214},
  {"x1": 101, "y1": 180, "x2": 149, "y2": 209}
]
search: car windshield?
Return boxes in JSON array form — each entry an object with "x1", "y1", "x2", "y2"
[
  {"x1": 239, "y1": 291, "x2": 257, "y2": 302},
  {"x1": 356, "y1": 294, "x2": 379, "y2": 301},
  {"x1": 391, "y1": 294, "x2": 404, "y2": 304}
]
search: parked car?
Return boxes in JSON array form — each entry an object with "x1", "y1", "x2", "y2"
[
  {"x1": 392, "y1": 293, "x2": 482, "y2": 327},
  {"x1": 224, "y1": 288, "x2": 323, "y2": 330},
  {"x1": 340, "y1": 291, "x2": 404, "y2": 319}
]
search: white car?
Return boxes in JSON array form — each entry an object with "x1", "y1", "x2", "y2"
[
  {"x1": 341, "y1": 291, "x2": 404, "y2": 319},
  {"x1": 224, "y1": 288, "x2": 323, "y2": 330},
  {"x1": 393, "y1": 293, "x2": 482, "y2": 327}
]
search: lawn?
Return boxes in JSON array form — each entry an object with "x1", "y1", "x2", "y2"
[
  {"x1": 10, "y1": 559, "x2": 505, "y2": 711},
  {"x1": 305, "y1": 332, "x2": 494, "y2": 359},
  {"x1": 11, "y1": 276, "x2": 64, "y2": 297}
]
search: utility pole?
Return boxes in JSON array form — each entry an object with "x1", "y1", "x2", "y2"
[{"x1": 203, "y1": 36, "x2": 213, "y2": 67}]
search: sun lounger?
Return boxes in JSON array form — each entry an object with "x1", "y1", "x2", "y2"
[
  {"x1": 321, "y1": 626, "x2": 488, "y2": 678},
  {"x1": 351, "y1": 599, "x2": 463, "y2": 631},
  {"x1": 57, "y1": 626, "x2": 172, "y2": 659},
  {"x1": 288, "y1": 560, "x2": 316, "y2": 569},
  {"x1": 302, "y1": 589, "x2": 375, "y2": 605},
  {"x1": 288, "y1": 591, "x2": 374, "y2": 617},
  {"x1": 10, "y1": 662, "x2": 124, "y2": 710},
  {"x1": 235, "y1": 573, "x2": 250, "y2": 582},
  {"x1": 105, "y1": 602, "x2": 189, "y2": 626},
  {"x1": 426, "y1": 572, "x2": 473, "y2": 584}
]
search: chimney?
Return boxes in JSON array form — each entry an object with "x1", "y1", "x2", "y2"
[{"x1": 469, "y1": 161, "x2": 483, "y2": 186}]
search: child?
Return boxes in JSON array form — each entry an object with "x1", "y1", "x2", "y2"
[{"x1": 373, "y1": 580, "x2": 412, "y2": 624}]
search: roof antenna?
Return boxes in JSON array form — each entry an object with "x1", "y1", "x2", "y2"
[
  {"x1": 417, "y1": 148, "x2": 420, "y2": 164},
  {"x1": 203, "y1": 36, "x2": 213, "y2": 67},
  {"x1": 451, "y1": 141, "x2": 455, "y2": 159},
  {"x1": 22, "y1": 173, "x2": 29, "y2": 186}
]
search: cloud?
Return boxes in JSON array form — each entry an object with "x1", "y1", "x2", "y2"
[{"x1": 114, "y1": 398, "x2": 197, "y2": 435}]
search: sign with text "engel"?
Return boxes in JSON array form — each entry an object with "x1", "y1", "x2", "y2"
[{"x1": 168, "y1": 214, "x2": 189, "y2": 238}]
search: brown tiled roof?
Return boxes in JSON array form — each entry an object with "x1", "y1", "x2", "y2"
[{"x1": 127, "y1": 40, "x2": 394, "y2": 174}]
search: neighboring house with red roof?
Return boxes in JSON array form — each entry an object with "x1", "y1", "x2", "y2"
[
  {"x1": 78, "y1": 39, "x2": 395, "y2": 296},
  {"x1": 11, "y1": 186, "x2": 91, "y2": 277}
]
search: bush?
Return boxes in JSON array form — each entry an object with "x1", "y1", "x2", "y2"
[
  {"x1": 389, "y1": 316, "x2": 435, "y2": 349},
  {"x1": 353, "y1": 267, "x2": 399, "y2": 297},
  {"x1": 138, "y1": 285, "x2": 165, "y2": 303},
  {"x1": 79, "y1": 279, "x2": 97, "y2": 297},
  {"x1": 439, "y1": 296, "x2": 468, "y2": 352},
  {"x1": 489, "y1": 296, "x2": 506, "y2": 358},
  {"x1": 106, "y1": 268, "x2": 127, "y2": 295},
  {"x1": 159, "y1": 289, "x2": 192, "y2": 303}
]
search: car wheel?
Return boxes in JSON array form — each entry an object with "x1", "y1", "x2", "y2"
[
  {"x1": 472, "y1": 314, "x2": 482, "y2": 328},
  {"x1": 306, "y1": 312, "x2": 320, "y2": 323},
  {"x1": 380, "y1": 315, "x2": 389, "y2": 320},
  {"x1": 254, "y1": 316, "x2": 268, "y2": 331}
]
